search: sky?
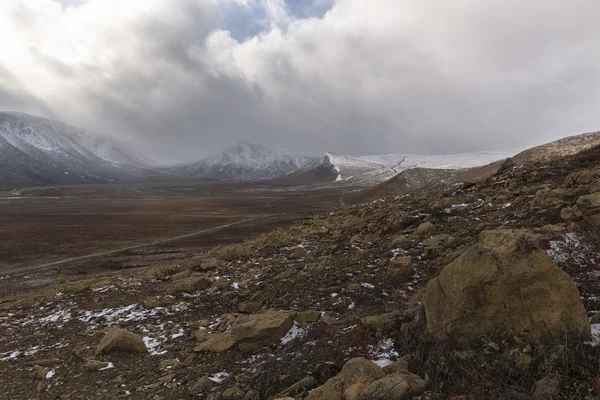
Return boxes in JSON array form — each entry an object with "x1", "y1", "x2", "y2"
[{"x1": 0, "y1": 0, "x2": 599, "y2": 163}]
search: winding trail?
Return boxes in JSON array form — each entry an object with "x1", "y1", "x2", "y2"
[{"x1": 2, "y1": 214, "x2": 277, "y2": 276}]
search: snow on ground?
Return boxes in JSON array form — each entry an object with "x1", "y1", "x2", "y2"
[
  {"x1": 370, "y1": 338, "x2": 399, "y2": 368},
  {"x1": 281, "y1": 322, "x2": 306, "y2": 344}
]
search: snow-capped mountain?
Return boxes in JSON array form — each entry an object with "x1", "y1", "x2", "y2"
[
  {"x1": 0, "y1": 112, "x2": 159, "y2": 185},
  {"x1": 281, "y1": 151, "x2": 513, "y2": 186},
  {"x1": 167, "y1": 141, "x2": 313, "y2": 180}
]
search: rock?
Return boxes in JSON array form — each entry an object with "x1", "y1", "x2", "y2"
[
  {"x1": 533, "y1": 188, "x2": 584, "y2": 209},
  {"x1": 25, "y1": 358, "x2": 62, "y2": 367},
  {"x1": 306, "y1": 358, "x2": 425, "y2": 400},
  {"x1": 277, "y1": 376, "x2": 318, "y2": 397},
  {"x1": 82, "y1": 359, "x2": 110, "y2": 371},
  {"x1": 576, "y1": 192, "x2": 600, "y2": 226},
  {"x1": 590, "y1": 311, "x2": 600, "y2": 324},
  {"x1": 32, "y1": 365, "x2": 49, "y2": 380},
  {"x1": 166, "y1": 275, "x2": 211, "y2": 295},
  {"x1": 422, "y1": 234, "x2": 455, "y2": 249},
  {"x1": 159, "y1": 358, "x2": 185, "y2": 370},
  {"x1": 381, "y1": 357, "x2": 410, "y2": 374},
  {"x1": 534, "y1": 375, "x2": 562, "y2": 397},
  {"x1": 361, "y1": 312, "x2": 401, "y2": 333},
  {"x1": 296, "y1": 311, "x2": 321, "y2": 324},
  {"x1": 190, "y1": 376, "x2": 213, "y2": 395},
  {"x1": 306, "y1": 358, "x2": 385, "y2": 400},
  {"x1": 238, "y1": 302, "x2": 262, "y2": 314},
  {"x1": 142, "y1": 296, "x2": 174, "y2": 309},
  {"x1": 565, "y1": 170, "x2": 594, "y2": 186},
  {"x1": 346, "y1": 283, "x2": 362, "y2": 291},
  {"x1": 560, "y1": 206, "x2": 583, "y2": 222},
  {"x1": 424, "y1": 229, "x2": 590, "y2": 339},
  {"x1": 417, "y1": 222, "x2": 434, "y2": 233},
  {"x1": 231, "y1": 310, "x2": 297, "y2": 353},
  {"x1": 198, "y1": 257, "x2": 221, "y2": 271},
  {"x1": 387, "y1": 256, "x2": 413, "y2": 281},
  {"x1": 194, "y1": 333, "x2": 237, "y2": 353},
  {"x1": 222, "y1": 386, "x2": 245, "y2": 400},
  {"x1": 171, "y1": 269, "x2": 193, "y2": 281},
  {"x1": 357, "y1": 370, "x2": 427, "y2": 399},
  {"x1": 275, "y1": 269, "x2": 297, "y2": 280},
  {"x1": 95, "y1": 327, "x2": 147, "y2": 355},
  {"x1": 158, "y1": 374, "x2": 174, "y2": 383},
  {"x1": 194, "y1": 329, "x2": 210, "y2": 343}
]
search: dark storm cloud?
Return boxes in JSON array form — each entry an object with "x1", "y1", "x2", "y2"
[{"x1": 0, "y1": 0, "x2": 599, "y2": 162}]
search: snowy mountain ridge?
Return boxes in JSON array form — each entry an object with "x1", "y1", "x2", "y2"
[{"x1": 167, "y1": 141, "x2": 313, "y2": 180}]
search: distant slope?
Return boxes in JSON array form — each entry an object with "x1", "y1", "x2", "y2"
[
  {"x1": 278, "y1": 151, "x2": 511, "y2": 187},
  {"x1": 0, "y1": 112, "x2": 161, "y2": 186},
  {"x1": 512, "y1": 131, "x2": 600, "y2": 164},
  {"x1": 165, "y1": 141, "x2": 313, "y2": 181}
]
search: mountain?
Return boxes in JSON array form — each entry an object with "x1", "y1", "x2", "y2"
[
  {"x1": 0, "y1": 112, "x2": 160, "y2": 186},
  {"x1": 279, "y1": 151, "x2": 512, "y2": 187},
  {"x1": 166, "y1": 141, "x2": 313, "y2": 180},
  {"x1": 512, "y1": 130, "x2": 600, "y2": 164}
]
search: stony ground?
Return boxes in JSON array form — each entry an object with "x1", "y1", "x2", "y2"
[{"x1": 2, "y1": 146, "x2": 600, "y2": 399}]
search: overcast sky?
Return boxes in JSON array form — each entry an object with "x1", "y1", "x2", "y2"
[{"x1": 0, "y1": 0, "x2": 599, "y2": 162}]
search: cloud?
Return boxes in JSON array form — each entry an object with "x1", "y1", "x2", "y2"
[{"x1": 0, "y1": 0, "x2": 599, "y2": 162}]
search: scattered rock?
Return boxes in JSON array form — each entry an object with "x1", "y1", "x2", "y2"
[
  {"x1": 417, "y1": 222, "x2": 434, "y2": 233},
  {"x1": 166, "y1": 275, "x2": 212, "y2": 295},
  {"x1": 576, "y1": 192, "x2": 600, "y2": 226},
  {"x1": 95, "y1": 327, "x2": 147, "y2": 355},
  {"x1": 222, "y1": 386, "x2": 246, "y2": 400},
  {"x1": 424, "y1": 229, "x2": 590, "y2": 338},
  {"x1": 82, "y1": 359, "x2": 110, "y2": 371},
  {"x1": 387, "y1": 256, "x2": 413, "y2": 281},
  {"x1": 190, "y1": 376, "x2": 213, "y2": 395}
]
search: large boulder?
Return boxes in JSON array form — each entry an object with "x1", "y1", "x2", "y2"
[
  {"x1": 232, "y1": 310, "x2": 296, "y2": 352},
  {"x1": 424, "y1": 229, "x2": 589, "y2": 339},
  {"x1": 564, "y1": 170, "x2": 595, "y2": 186},
  {"x1": 95, "y1": 327, "x2": 147, "y2": 355},
  {"x1": 306, "y1": 358, "x2": 425, "y2": 400},
  {"x1": 575, "y1": 192, "x2": 600, "y2": 226},
  {"x1": 194, "y1": 310, "x2": 297, "y2": 353}
]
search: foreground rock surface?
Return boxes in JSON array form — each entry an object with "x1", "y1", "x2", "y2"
[{"x1": 424, "y1": 229, "x2": 589, "y2": 338}]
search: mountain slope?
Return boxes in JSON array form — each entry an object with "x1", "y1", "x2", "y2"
[
  {"x1": 166, "y1": 141, "x2": 313, "y2": 180},
  {"x1": 279, "y1": 151, "x2": 511, "y2": 187},
  {"x1": 512, "y1": 130, "x2": 600, "y2": 164},
  {"x1": 0, "y1": 112, "x2": 159, "y2": 186}
]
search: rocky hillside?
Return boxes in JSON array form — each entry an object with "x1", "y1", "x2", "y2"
[{"x1": 2, "y1": 145, "x2": 600, "y2": 399}]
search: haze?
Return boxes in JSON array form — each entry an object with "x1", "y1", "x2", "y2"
[{"x1": 0, "y1": 0, "x2": 598, "y2": 163}]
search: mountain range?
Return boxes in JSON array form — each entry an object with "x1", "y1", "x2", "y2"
[{"x1": 2, "y1": 112, "x2": 599, "y2": 188}]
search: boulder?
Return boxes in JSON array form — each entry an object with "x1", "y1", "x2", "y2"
[
  {"x1": 361, "y1": 312, "x2": 401, "y2": 333},
  {"x1": 387, "y1": 256, "x2": 413, "y2": 281},
  {"x1": 560, "y1": 206, "x2": 583, "y2": 222},
  {"x1": 95, "y1": 327, "x2": 147, "y2": 355},
  {"x1": 190, "y1": 376, "x2": 213, "y2": 395},
  {"x1": 533, "y1": 188, "x2": 584, "y2": 209},
  {"x1": 422, "y1": 234, "x2": 455, "y2": 249},
  {"x1": 306, "y1": 358, "x2": 425, "y2": 400},
  {"x1": 357, "y1": 370, "x2": 426, "y2": 399},
  {"x1": 576, "y1": 192, "x2": 600, "y2": 226},
  {"x1": 564, "y1": 170, "x2": 594, "y2": 186},
  {"x1": 193, "y1": 333, "x2": 237, "y2": 353},
  {"x1": 238, "y1": 302, "x2": 262, "y2": 314},
  {"x1": 424, "y1": 229, "x2": 589, "y2": 339},
  {"x1": 231, "y1": 310, "x2": 296, "y2": 353},
  {"x1": 166, "y1": 275, "x2": 211, "y2": 295}
]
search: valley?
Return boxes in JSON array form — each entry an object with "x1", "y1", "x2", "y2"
[{"x1": 0, "y1": 181, "x2": 349, "y2": 296}]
